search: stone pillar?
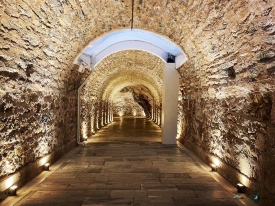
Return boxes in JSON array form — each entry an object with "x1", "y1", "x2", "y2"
[
  {"x1": 105, "y1": 101, "x2": 108, "y2": 125},
  {"x1": 110, "y1": 103, "x2": 113, "y2": 122},
  {"x1": 162, "y1": 63, "x2": 179, "y2": 144},
  {"x1": 98, "y1": 101, "x2": 102, "y2": 129},
  {"x1": 101, "y1": 101, "x2": 104, "y2": 127},
  {"x1": 94, "y1": 102, "x2": 98, "y2": 132},
  {"x1": 158, "y1": 103, "x2": 162, "y2": 127},
  {"x1": 108, "y1": 102, "x2": 110, "y2": 123},
  {"x1": 151, "y1": 104, "x2": 154, "y2": 121},
  {"x1": 103, "y1": 101, "x2": 106, "y2": 126},
  {"x1": 91, "y1": 104, "x2": 95, "y2": 134},
  {"x1": 153, "y1": 100, "x2": 156, "y2": 122},
  {"x1": 156, "y1": 103, "x2": 158, "y2": 125},
  {"x1": 155, "y1": 102, "x2": 158, "y2": 123},
  {"x1": 110, "y1": 102, "x2": 113, "y2": 123}
]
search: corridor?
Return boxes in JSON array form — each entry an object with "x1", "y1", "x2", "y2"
[{"x1": 2, "y1": 118, "x2": 252, "y2": 206}]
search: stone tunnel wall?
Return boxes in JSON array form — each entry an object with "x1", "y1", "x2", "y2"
[
  {"x1": 0, "y1": 0, "x2": 275, "y2": 205},
  {"x1": 176, "y1": 1, "x2": 275, "y2": 205}
]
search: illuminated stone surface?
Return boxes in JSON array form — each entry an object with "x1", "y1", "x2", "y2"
[
  {"x1": 0, "y1": 0, "x2": 274, "y2": 205},
  {"x1": 80, "y1": 50, "x2": 164, "y2": 137},
  {"x1": 1, "y1": 118, "x2": 239, "y2": 206}
]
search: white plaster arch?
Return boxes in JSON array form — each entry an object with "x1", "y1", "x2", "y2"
[{"x1": 74, "y1": 29, "x2": 187, "y2": 70}]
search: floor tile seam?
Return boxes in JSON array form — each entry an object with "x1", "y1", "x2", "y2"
[{"x1": 12, "y1": 191, "x2": 36, "y2": 206}]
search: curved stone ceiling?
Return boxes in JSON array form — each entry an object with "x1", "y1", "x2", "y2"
[{"x1": 82, "y1": 50, "x2": 164, "y2": 104}]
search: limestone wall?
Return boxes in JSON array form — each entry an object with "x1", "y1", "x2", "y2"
[
  {"x1": 80, "y1": 50, "x2": 163, "y2": 136},
  {"x1": 0, "y1": 0, "x2": 274, "y2": 204},
  {"x1": 176, "y1": 1, "x2": 275, "y2": 204}
]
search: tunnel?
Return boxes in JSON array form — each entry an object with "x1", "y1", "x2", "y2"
[{"x1": 0, "y1": 0, "x2": 275, "y2": 205}]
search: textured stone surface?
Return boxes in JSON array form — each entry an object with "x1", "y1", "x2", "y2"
[
  {"x1": 80, "y1": 50, "x2": 164, "y2": 137},
  {"x1": 0, "y1": 0, "x2": 274, "y2": 205},
  {"x1": 1, "y1": 118, "x2": 240, "y2": 206},
  {"x1": 176, "y1": 1, "x2": 275, "y2": 204},
  {"x1": 112, "y1": 85, "x2": 153, "y2": 117}
]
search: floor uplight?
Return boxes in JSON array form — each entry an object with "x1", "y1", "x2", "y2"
[
  {"x1": 9, "y1": 185, "x2": 18, "y2": 196},
  {"x1": 237, "y1": 183, "x2": 245, "y2": 193}
]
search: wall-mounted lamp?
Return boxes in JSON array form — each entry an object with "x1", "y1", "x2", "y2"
[
  {"x1": 237, "y1": 183, "x2": 246, "y2": 193},
  {"x1": 9, "y1": 185, "x2": 18, "y2": 196},
  {"x1": 44, "y1": 163, "x2": 50, "y2": 171}
]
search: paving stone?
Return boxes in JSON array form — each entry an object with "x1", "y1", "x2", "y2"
[
  {"x1": 148, "y1": 189, "x2": 197, "y2": 198},
  {"x1": 3, "y1": 117, "x2": 239, "y2": 206},
  {"x1": 82, "y1": 197, "x2": 133, "y2": 206},
  {"x1": 134, "y1": 197, "x2": 175, "y2": 206},
  {"x1": 141, "y1": 183, "x2": 178, "y2": 190},
  {"x1": 173, "y1": 198, "x2": 237, "y2": 206},
  {"x1": 111, "y1": 190, "x2": 147, "y2": 198}
]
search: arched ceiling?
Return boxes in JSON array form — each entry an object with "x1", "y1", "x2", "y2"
[
  {"x1": 82, "y1": 50, "x2": 164, "y2": 104},
  {"x1": 77, "y1": 29, "x2": 187, "y2": 69},
  {"x1": 84, "y1": 29, "x2": 182, "y2": 56},
  {"x1": 112, "y1": 85, "x2": 153, "y2": 117}
]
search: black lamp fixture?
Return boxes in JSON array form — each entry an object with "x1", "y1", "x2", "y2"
[
  {"x1": 44, "y1": 163, "x2": 50, "y2": 171},
  {"x1": 211, "y1": 163, "x2": 217, "y2": 172},
  {"x1": 9, "y1": 185, "x2": 18, "y2": 196},
  {"x1": 237, "y1": 183, "x2": 246, "y2": 193},
  {"x1": 167, "y1": 53, "x2": 175, "y2": 63}
]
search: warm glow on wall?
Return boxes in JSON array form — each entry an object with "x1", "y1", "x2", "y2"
[
  {"x1": 81, "y1": 122, "x2": 88, "y2": 139},
  {"x1": 4, "y1": 161, "x2": 13, "y2": 174},
  {"x1": 239, "y1": 173, "x2": 250, "y2": 186},
  {"x1": 239, "y1": 158, "x2": 252, "y2": 178},
  {"x1": 40, "y1": 156, "x2": 48, "y2": 166},
  {"x1": 211, "y1": 157, "x2": 221, "y2": 167},
  {"x1": 142, "y1": 111, "x2": 146, "y2": 117},
  {"x1": 5, "y1": 175, "x2": 15, "y2": 189},
  {"x1": 38, "y1": 141, "x2": 50, "y2": 156}
]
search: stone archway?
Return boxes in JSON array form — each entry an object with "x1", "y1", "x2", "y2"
[
  {"x1": 1, "y1": 1, "x2": 275, "y2": 204},
  {"x1": 76, "y1": 29, "x2": 187, "y2": 145}
]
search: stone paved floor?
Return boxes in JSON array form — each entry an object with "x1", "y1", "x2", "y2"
[{"x1": 2, "y1": 117, "x2": 253, "y2": 206}]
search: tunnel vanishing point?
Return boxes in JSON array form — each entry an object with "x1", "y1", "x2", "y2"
[{"x1": 0, "y1": 0, "x2": 275, "y2": 205}]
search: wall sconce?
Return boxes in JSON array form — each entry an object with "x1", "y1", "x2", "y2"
[
  {"x1": 211, "y1": 163, "x2": 217, "y2": 172},
  {"x1": 9, "y1": 185, "x2": 18, "y2": 196},
  {"x1": 44, "y1": 163, "x2": 50, "y2": 171},
  {"x1": 237, "y1": 183, "x2": 246, "y2": 193}
]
